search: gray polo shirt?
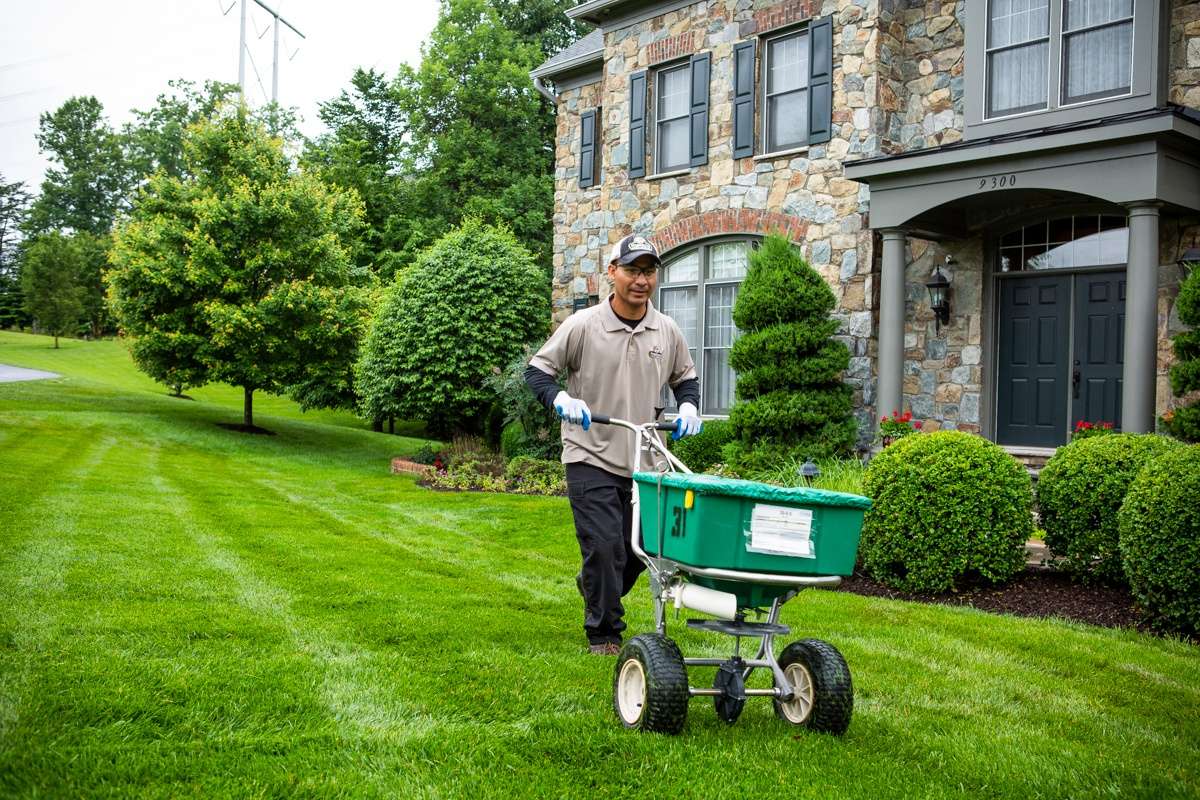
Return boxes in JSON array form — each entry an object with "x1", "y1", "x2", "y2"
[{"x1": 529, "y1": 296, "x2": 698, "y2": 477}]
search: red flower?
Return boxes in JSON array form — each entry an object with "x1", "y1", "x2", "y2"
[{"x1": 913, "y1": 420, "x2": 922, "y2": 429}]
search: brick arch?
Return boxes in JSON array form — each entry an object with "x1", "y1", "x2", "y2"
[{"x1": 651, "y1": 209, "x2": 807, "y2": 256}]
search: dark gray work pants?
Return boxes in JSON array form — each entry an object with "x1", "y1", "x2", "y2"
[{"x1": 566, "y1": 463, "x2": 646, "y2": 646}]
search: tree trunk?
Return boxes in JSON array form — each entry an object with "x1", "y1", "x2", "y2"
[
  {"x1": 53, "y1": 334, "x2": 59, "y2": 349},
  {"x1": 372, "y1": 417, "x2": 383, "y2": 433},
  {"x1": 388, "y1": 416, "x2": 395, "y2": 435},
  {"x1": 244, "y1": 387, "x2": 254, "y2": 428},
  {"x1": 172, "y1": 383, "x2": 183, "y2": 397}
]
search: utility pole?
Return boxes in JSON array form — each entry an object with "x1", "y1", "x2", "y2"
[
  {"x1": 234, "y1": 0, "x2": 305, "y2": 102},
  {"x1": 238, "y1": 0, "x2": 248, "y2": 97}
]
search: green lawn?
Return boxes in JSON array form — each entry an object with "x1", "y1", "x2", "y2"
[{"x1": 1, "y1": 331, "x2": 1198, "y2": 799}]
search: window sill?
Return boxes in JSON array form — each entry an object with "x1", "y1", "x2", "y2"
[
  {"x1": 645, "y1": 168, "x2": 691, "y2": 181},
  {"x1": 754, "y1": 145, "x2": 809, "y2": 162}
]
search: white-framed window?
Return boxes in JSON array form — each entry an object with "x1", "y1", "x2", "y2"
[
  {"x1": 655, "y1": 63, "x2": 690, "y2": 173},
  {"x1": 762, "y1": 28, "x2": 809, "y2": 154},
  {"x1": 986, "y1": 0, "x2": 1051, "y2": 118},
  {"x1": 984, "y1": 0, "x2": 1137, "y2": 120},
  {"x1": 657, "y1": 239, "x2": 754, "y2": 416},
  {"x1": 1061, "y1": 0, "x2": 1134, "y2": 105}
]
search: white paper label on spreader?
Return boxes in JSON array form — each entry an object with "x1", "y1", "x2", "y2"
[{"x1": 747, "y1": 504, "x2": 815, "y2": 558}]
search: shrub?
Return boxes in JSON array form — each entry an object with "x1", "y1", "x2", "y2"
[
  {"x1": 355, "y1": 218, "x2": 549, "y2": 436},
  {"x1": 1037, "y1": 433, "x2": 1182, "y2": 583},
  {"x1": 504, "y1": 456, "x2": 567, "y2": 495},
  {"x1": 1118, "y1": 445, "x2": 1200, "y2": 634},
  {"x1": 487, "y1": 345, "x2": 562, "y2": 462},
  {"x1": 668, "y1": 419, "x2": 734, "y2": 472},
  {"x1": 725, "y1": 235, "x2": 857, "y2": 470},
  {"x1": 860, "y1": 431, "x2": 1033, "y2": 593},
  {"x1": 1164, "y1": 261, "x2": 1200, "y2": 442}
]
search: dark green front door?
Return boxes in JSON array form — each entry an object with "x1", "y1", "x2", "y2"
[{"x1": 995, "y1": 269, "x2": 1125, "y2": 447}]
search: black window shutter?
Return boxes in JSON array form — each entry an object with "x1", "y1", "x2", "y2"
[
  {"x1": 689, "y1": 52, "x2": 710, "y2": 167},
  {"x1": 733, "y1": 40, "x2": 756, "y2": 159},
  {"x1": 579, "y1": 110, "x2": 596, "y2": 189},
  {"x1": 808, "y1": 16, "x2": 833, "y2": 145},
  {"x1": 629, "y1": 71, "x2": 647, "y2": 178}
]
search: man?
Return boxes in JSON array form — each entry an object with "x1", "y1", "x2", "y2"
[{"x1": 525, "y1": 233, "x2": 702, "y2": 655}]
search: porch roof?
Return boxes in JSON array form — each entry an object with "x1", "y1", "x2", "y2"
[{"x1": 844, "y1": 107, "x2": 1200, "y2": 239}]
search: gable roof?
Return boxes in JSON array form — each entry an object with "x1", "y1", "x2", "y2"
[{"x1": 530, "y1": 28, "x2": 603, "y2": 81}]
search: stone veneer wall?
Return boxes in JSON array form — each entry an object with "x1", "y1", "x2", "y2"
[
  {"x1": 877, "y1": 0, "x2": 965, "y2": 153},
  {"x1": 551, "y1": 0, "x2": 882, "y2": 440},
  {"x1": 550, "y1": 0, "x2": 1200, "y2": 438}
]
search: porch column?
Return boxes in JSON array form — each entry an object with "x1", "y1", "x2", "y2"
[
  {"x1": 1121, "y1": 202, "x2": 1160, "y2": 433},
  {"x1": 878, "y1": 228, "x2": 907, "y2": 421}
]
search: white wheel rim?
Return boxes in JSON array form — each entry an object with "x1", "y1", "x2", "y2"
[
  {"x1": 617, "y1": 658, "x2": 647, "y2": 725},
  {"x1": 780, "y1": 662, "x2": 815, "y2": 724}
]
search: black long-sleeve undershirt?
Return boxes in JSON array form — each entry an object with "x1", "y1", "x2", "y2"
[{"x1": 523, "y1": 365, "x2": 700, "y2": 415}]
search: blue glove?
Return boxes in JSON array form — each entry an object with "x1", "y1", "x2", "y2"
[
  {"x1": 553, "y1": 391, "x2": 591, "y2": 431},
  {"x1": 672, "y1": 402, "x2": 702, "y2": 440}
]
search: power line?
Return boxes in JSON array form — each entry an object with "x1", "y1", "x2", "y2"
[{"x1": 243, "y1": 46, "x2": 270, "y2": 105}]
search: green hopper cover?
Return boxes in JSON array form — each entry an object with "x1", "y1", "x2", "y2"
[{"x1": 632, "y1": 471, "x2": 872, "y2": 510}]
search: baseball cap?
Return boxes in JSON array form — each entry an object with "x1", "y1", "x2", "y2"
[{"x1": 610, "y1": 233, "x2": 661, "y2": 267}]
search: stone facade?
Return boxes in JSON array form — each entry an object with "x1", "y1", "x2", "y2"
[{"x1": 546, "y1": 0, "x2": 1200, "y2": 441}]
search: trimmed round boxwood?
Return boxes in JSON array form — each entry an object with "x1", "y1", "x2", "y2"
[
  {"x1": 1037, "y1": 433, "x2": 1183, "y2": 583},
  {"x1": 1118, "y1": 445, "x2": 1200, "y2": 635},
  {"x1": 668, "y1": 419, "x2": 734, "y2": 473},
  {"x1": 861, "y1": 431, "x2": 1033, "y2": 593}
]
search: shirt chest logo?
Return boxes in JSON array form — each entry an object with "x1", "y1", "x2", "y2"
[{"x1": 648, "y1": 344, "x2": 665, "y2": 361}]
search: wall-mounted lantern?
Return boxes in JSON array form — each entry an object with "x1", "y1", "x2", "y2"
[
  {"x1": 926, "y1": 255, "x2": 952, "y2": 334},
  {"x1": 1178, "y1": 246, "x2": 1200, "y2": 275}
]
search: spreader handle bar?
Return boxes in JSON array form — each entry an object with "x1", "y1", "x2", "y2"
[{"x1": 591, "y1": 413, "x2": 675, "y2": 431}]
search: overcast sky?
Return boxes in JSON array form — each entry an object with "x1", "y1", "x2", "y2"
[{"x1": 0, "y1": 0, "x2": 440, "y2": 191}]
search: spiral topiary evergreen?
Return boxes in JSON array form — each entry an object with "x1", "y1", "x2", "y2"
[
  {"x1": 724, "y1": 235, "x2": 856, "y2": 470},
  {"x1": 1165, "y1": 261, "x2": 1200, "y2": 441}
]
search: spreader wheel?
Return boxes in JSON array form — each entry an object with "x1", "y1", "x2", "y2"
[
  {"x1": 774, "y1": 638, "x2": 853, "y2": 735},
  {"x1": 613, "y1": 633, "x2": 689, "y2": 734}
]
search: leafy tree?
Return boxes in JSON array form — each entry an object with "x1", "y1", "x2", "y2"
[
  {"x1": 0, "y1": 176, "x2": 31, "y2": 328},
  {"x1": 725, "y1": 235, "x2": 857, "y2": 469},
  {"x1": 355, "y1": 218, "x2": 548, "y2": 435},
  {"x1": 1165, "y1": 261, "x2": 1200, "y2": 441},
  {"x1": 123, "y1": 79, "x2": 240, "y2": 184},
  {"x1": 20, "y1": 232, "x2": 88, "y2": 347},
  {"x1": 26, "y1": 96, "x2": 130, "y2": 236},
  {"x1": 303, "y1": 69, "x2": 408, "y2": 278},
  {"x1": 109, "y1": 109, "x2": 368, "y2": 428},
  {"x1": 492, "y1": 0, "x2": 588, "y2": 60},
  {"x1": 389, "y1": 0, "x2": 558, "y2": 271}
]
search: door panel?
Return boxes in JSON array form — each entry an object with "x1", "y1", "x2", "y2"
[
  {"x1": 1071, "y1": 272, "x2": 1124, "y2": 429},
  {"x1": 996, "y1": 274, "x2": 1071, "y2": 447}
]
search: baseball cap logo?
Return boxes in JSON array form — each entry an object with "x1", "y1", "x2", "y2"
[{"x1": 611, "y1": 233, "x2": 661, "y2": 266}]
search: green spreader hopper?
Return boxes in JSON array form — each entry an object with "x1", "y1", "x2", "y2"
[{"x1": 633, "y1": 471, "x2": 872, "y2": 608}]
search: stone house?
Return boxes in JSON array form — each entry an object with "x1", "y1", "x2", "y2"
[{"x1": 531, "y1": 0, "x2": 1200, "y2": 453}]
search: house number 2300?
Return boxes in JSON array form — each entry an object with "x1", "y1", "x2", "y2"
[{"x1": 979, "y1": 174, "x2": 1017, "y2": 190}]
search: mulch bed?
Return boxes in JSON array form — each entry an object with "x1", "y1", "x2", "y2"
[{"x1": 835, "y1": 567, "x2": 1142, "y2": 631}]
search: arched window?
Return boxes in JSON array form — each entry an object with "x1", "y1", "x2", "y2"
[
  {"x1": 996, "y1": 213, "x2": 1127, "y2": 272},
  {"x1": 657, "y1": 238, "x2": 754, "y2": 415}
]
